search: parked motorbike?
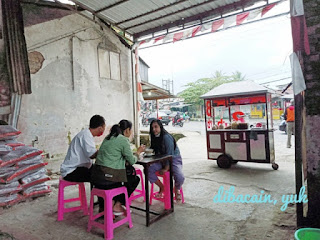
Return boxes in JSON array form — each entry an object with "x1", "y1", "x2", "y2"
[
  {"x1": 142, "y1": 117, "x2": 149, "y2": 127},
  {"x1": 172, "y1": 117, "x2": 184, "y2": 127}
]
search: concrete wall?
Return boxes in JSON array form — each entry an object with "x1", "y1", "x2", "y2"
[
  {"x1": 302, "y1": 0, "x2": 320, "y2": 227},
  {"x1": 18, "y1": 14, "x2": 134, "y2": 157}
]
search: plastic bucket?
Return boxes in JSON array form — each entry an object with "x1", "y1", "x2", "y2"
[{"x1": 295, "y1": 228, "x2": 320, "y2": 240}]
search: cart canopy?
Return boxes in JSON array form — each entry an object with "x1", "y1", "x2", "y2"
[{"x1": 201, "y1": 81, "x2": 273, "y2": 99}]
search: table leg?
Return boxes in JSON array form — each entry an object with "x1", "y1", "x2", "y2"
[
  {"x1": 170, "y1": 160, "x2": 174, "y2": 212},
  {"x1": 144, "y1": 165, "x2": 150, "y2": 226}
]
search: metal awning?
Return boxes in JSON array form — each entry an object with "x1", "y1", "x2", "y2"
[
  {"x1": 141, "y1": 81, "x2": 175, "y2": 100},
  {"x1": 201, "y1": 80, "x2": 273, "y2": 99},
  {"x1": 59, "y1": 0, "x2": 266, "y2": 40}
]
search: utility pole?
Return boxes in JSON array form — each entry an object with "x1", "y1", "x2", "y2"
[{"x1": 162, "y1": 79, "x2": 173, "y2": 94}]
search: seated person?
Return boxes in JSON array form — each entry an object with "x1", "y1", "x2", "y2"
[
  {"x1": 91, "y1": 120, "x2": 145, "y2": 215},
  {"x1": 60, "y1": 115, "x2": 106, "y2": 182},
  {"x1": 148, "y1": 119, "x2": 185, "y2": 200}
]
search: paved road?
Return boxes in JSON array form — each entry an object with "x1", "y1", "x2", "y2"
[
  {"x1": 142, "y1": 119, "x2": 283, "y2": 135},
  {"x1": 141, "y1": 120, "x2": 292, "y2": 163}
]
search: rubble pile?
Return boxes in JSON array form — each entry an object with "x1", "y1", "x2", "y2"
[{"x1": 0, "y1": 126, "x2": 51, "y2": 207}]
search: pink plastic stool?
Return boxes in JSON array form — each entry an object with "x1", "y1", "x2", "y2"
[
  {"x1": 129, "y1": 168, "x2": 145, "y2": 204},
  {"x1": 57, "y1": 178, "x2": 88, "y2": 221},
  {"x1": 87, "y1": 187, "x2": 133, "y2": 240},
  {"x1": 150, "y1": 171, "x2": 185, "y2": 208}
]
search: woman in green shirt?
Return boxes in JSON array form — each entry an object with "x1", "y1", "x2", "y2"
[{"x1": 91, "y1": 119, "x2": 145, "y2": 215}]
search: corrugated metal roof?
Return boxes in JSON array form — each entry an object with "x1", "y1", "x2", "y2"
[
  {"x1": 201, "y1": 81, "x2": 271, "y2": 99},
  {"x1": 68, "y1": 0, "x2": 261, "y2": 39},
  {"x1": 141, "y1": 81, "x2": 174, "y2": 100}
]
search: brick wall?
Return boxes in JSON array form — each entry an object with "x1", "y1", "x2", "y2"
[{"x1": 302, "y1": 0, "x2": 320, "y2": 227}]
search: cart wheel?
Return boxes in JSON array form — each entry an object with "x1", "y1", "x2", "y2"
[
  {"x1": 217, "y1": 154, "x2": 232, "y2": 169},
  {"x1": 232, "y1": 160, "x2": 238, "y2": 164},
  {"x1": 272, "y1": 163, "x2": 279, "y2": 170}
]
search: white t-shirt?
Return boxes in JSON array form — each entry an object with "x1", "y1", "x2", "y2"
[{"x1": 60, "y1": 128, "x2": 97, "y2": 177}]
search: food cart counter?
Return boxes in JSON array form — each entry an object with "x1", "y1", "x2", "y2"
[{"x1": 201, "y1": 81, "x2": 278, "y2": 170}]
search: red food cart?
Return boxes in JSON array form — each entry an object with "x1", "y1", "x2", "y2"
[{"x1": 201, "y1": 81, "x2": 278, "y2": 170}]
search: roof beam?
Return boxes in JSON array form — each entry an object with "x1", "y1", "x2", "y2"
[
  {"x1": 125, "y1": 0, "x2": 222, "y2": 31},
  {"x1": 21, "y1": 0, "x2": 78, "y2": 10},
  {"x1": 133, "y1": 0, "x2": 258, "y2": 39},
  {"x1": 69, "y1": 0, "x2": 128, "y2": 35},
  {"x1": 94, "y1": 0, "x2": 129, "y2": 14},
  {"x1": 116, "y1": 0, "x2": 189, "y2": 25}
]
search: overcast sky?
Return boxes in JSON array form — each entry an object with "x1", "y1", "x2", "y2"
[{"x1": 139, "y1": 1, "x2": 292, "y2": 94}]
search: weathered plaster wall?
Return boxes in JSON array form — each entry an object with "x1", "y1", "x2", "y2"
[
  {"x1": 302, "y1": 0, "x2": 320, "y2": 227},
  {"x1": 18, "y1": 14, "x2": 134, "y2": 156}
]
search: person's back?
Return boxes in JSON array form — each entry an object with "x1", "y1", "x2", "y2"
[
  {"x1": 95, "y1": 134, "x2": 136, "y2": 175},
  {"x1": 91, "y1": 119, "x2": 145, "y2": 214},
  {"x1": 60, "y1": 115, "x2": 106, "y2": 182},
  {"x1": 60, "y1": 129, "x2": 95, "y2": 178}
]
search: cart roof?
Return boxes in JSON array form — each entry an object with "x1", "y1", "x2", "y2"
[{"x1": 201, "y1": 81, "x2": 271, "y2": 99}]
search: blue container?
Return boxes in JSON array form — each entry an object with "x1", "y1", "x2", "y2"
[{"x1": 295, "y1": 228, "x2": 320, "y2": 240}]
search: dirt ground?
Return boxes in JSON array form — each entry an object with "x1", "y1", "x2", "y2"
[{"x1": 0, "y1": 124, "x2": 298, "y2": 240}]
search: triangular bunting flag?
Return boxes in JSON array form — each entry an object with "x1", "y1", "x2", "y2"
[
  {"x1": 192, "y1": 26, "x2": 202, "y2": 37},
  {"x1": 182, "y1": 29, "x2": 193, "y2": 39},
  {"x1": 211, "y1": 19, "x2": 224, "y2": 32},
  {"x1": 261, "y1": 3, "x2": 277, "y2": 17},
  {"x1": 163, "y1": 33, "x2": 173, "y2": 43},
  {"x1": 236, "y1": 12, "x2": 249, "y2": 25},
  {"x1": 173, "y1": 32, "x2": 184, "y2": 43},
  {"x1": 247, "y1": 9, "x2": 262, "y2": 20},
  {"x1": 224, "y1": 15, "x2": 236, "y2": 28},
  {"x1": 201, "y1": 22, "x2": 212, "y2": 32},
  {"x1": 154, "y1": 35, "x2": 165, "y2": 43}
]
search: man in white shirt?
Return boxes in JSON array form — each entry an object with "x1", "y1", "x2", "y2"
[{"x1": 60, "y1": 115, "x2": 106, "y2": 182}]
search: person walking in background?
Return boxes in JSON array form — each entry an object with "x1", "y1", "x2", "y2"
[
  {"x1": 60, "y1": 115, "x2": 106, "y2": 182},
  {"x1": 148, "y1": 119, "x2": 185, "y2": 200},
  {"x1": 284, "y1": 99, "x2": 295, "y2": 148}
]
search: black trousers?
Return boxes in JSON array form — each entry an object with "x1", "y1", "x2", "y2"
[
  {"x1": 94, "y1": 174, "x2": 140, "y2": 211},
  {"x1": 63, "y1": 167, "x2": 92, "y2": 182}
]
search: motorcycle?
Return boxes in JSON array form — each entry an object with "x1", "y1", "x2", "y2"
[
  {"x1": 142, "y1": 116, "x2": 149, "y2": 127},
  {"x1": 172, "y1": 117, "x2": 184, "y2": 127}
]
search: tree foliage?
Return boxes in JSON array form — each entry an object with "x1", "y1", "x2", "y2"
[{"x1": 179, "y1": 70, "x2": 245, "y2": 106}]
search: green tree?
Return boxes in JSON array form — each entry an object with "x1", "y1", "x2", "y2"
[
  {"x1": 231, "y1": 71, "x2": 246, "y2": 81},
  {"x1": 179, "y1": 71, "x2": 245, "y2": 110}
]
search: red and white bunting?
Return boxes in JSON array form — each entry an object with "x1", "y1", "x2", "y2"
[
  {"x1": 136, "y1": 2, "x2": 283, "y2": 47},
  {"x1": 261, "y1": 3, "x2": 277, "y2": 17},
  {"x1": 154, "y1": 35, "x2": 165, "y2": 43},
  {"x1": 173, "y1": 32, "x2": 184, "y2": 43},
  {"x1": 211, "y1": 19, "x2": 224, "y2": 32},
  {"x1": 247, "y1": 9, "x2": 262, "y2": 20},
  {"x1": 236, "y1": 12, "x2": 250, "y2": 25},
  {"x1": 223, "y1": 15, "x2": 236, "y2": 29},
  {"x1": 201, "y1": 22, "x2": 212, "y2": 32},
  {"x1": 134, "y1": 47, "x2": 145, "y2": 111},
  {"x1": 192, "y1": 26, "x2": 202, "y2": 37}
]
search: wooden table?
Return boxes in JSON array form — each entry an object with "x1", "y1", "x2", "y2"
[{"x1": 132, "y1": 154, "x2": 174, "y2": 226}]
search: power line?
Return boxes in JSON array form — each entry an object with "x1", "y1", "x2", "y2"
[
  {"x1": 260, "y1": 77, "x2": 291, "y2": 85},
  {"x1": 249, "y1": 71, "x2": 292, "y2": 80}
]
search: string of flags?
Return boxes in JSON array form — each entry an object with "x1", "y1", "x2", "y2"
[{"x1": 134, "y1": 0, "x2": 287, "y2": 48}]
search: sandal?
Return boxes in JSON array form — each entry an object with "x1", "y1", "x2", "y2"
[
  {"x1": 155, "y1": 192, "x2": 164, "y2": 198},
  {"x1": 175, "y1": 193, "x2": 182, "y2": 201},
  {"x1": 113, "y1": 211, "x2": 124, "y2": 216}
]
